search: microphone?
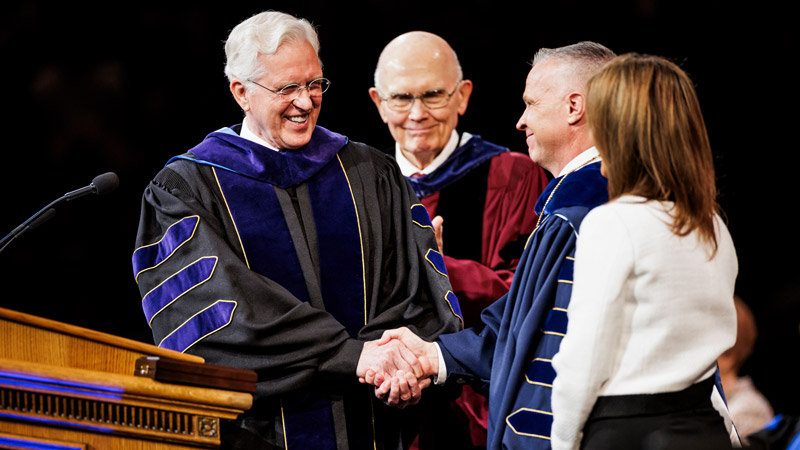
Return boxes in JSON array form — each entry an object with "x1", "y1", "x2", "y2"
[
  {"x1": 0, "y1": 172, "x2": 120, "y2": 254},
  {"x1": 64, "y1": 172, "x2": 120, "y2": 201}
]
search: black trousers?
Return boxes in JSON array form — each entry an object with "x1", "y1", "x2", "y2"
[{"x1": 581, "y1": 377, "x2": 733, "y2": 450}]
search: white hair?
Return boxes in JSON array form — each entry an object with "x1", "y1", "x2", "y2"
[{"x1": 224, "y1": 11, "x2": 321, "y2": 84}]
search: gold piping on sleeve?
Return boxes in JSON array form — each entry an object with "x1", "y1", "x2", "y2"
[
  {"x1": 158, "y1": 300, "x2": 237, "y2": 353},
  {"x1": 541, "y1": 306, "x2": 568, "y2": 336},
  {"x1": 542, "y1": 331, "x2": 566, "y2": 337},
  {"x1": 505, "y1": 407, "x2": 553, "y2": 439},
  {"x1": 133, "y1": 215, "x2": 200, "y2": 283},
  {"x1": 424, "y1": 249, "x2": 449, "y2": 278},
  {"x1": 524, "y1": 357, "x2": 554, "y2": 386},
  {"x1": 142, "y1": 256, "x2": 219, "y2": 327},
  {"x1": 212, "y1": 167, "x2": 251, "y2": 269},
  {"x1": 444, "y1": 290, "x2": 465, "y2": 328},
  {"x1": 410, "y1": 203, "x2": 435, "y2": 232}
]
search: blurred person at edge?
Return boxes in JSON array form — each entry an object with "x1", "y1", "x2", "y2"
[{"x1": 719, "y1": 296, "x2": 775, "y2": 441}]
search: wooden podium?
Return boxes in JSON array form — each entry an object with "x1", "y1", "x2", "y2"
[{"x1": 0, "y1": 307, "x2": 254, "y2": 449}]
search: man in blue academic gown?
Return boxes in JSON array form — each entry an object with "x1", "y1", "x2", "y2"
[
  {"x1": 131, "y1": 11, "x2": 462, "y2": 450},
  {"x1": 367, "y1": 42, "x2": 615, "y2": 449}
]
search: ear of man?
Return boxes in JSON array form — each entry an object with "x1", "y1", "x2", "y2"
[
  {"x1": 230, "y1": 79, "x2": 250, "y2": 112},
  {"x1": 368, "y1": 87, "x2": 390, "y2": 124},
  {"x1": 566, "y1": 91, "x2": 586, "y2": 125}
]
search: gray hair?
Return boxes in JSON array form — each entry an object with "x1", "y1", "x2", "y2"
[
  {"x1": 224, "y1": 11, "x2": 321, "y2": 84},
  {"x1": 532, "y1": 41, "x2": 616, "y2": 88}
]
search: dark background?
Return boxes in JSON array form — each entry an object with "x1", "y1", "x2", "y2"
[{"x1": 1, "y1": 2, "x2": 797, "y2": 414}]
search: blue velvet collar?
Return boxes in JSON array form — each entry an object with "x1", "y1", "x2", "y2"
[
  {"x1": 534, "y1": 161, "x2": 608, "y2": 216},
  {"x1": 176, "y1": 125, "x2": 348, "y2": 188},
  {"x1": 406, "y1": 135, "x2": 508, "y2": 198}
]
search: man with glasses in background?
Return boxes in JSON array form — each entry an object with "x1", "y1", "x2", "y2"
[
  {"x1": 368, "y1": 31, "x2": 548, "y2": 449},
  {"x1": 132, "y1": 12, "x2": 462, "y2": 450}
]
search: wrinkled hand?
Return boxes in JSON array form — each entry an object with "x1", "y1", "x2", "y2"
[
  {"x1": 357, "y1": 337, "x2": 428, "y2": 408},
  {"x1": 372, "y1": 369, "x2": 429, "y2": 408},
  {"x1": 432, "y1": 215, "x2": 444, "y2": 255},
  {"x1": 356, "y1": 338, "x2": 423, "y2": 387},
  {"x1": 366, "y1": 327, "x2": 440, "y2": 407},
  {"x1": 378, "y1": 327, "x2": 439, "y2": 377}
]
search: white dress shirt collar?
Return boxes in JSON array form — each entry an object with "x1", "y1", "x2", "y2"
[
  {"x1": 240, "y1": 117, "x2": 280, "y2": 152},
  {"x1": 395, "y1": 130, "x2": 473, "y2": 177},
  {"x1": 558, "y1": 146, "x2": 600, "y2": 178}
]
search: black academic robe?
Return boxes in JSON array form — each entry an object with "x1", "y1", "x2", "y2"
[{"x1": 132, "y1": 125, "x2": 463, "y2": 450}]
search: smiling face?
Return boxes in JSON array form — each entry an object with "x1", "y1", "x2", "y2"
[
  {"x1": 369, "y1": 32, "x2": 472, "y2": 169},
  {"x1": 235, "y1": 39, "x2": 323, "y2": 150}
]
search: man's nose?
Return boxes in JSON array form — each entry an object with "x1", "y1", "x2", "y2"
[
  {"x1": 292, "y1": 89, "x2": 315, "y2": 109},
  {"x1": 408, "y1": 98, "x2": 429, "y2": 120},
  {"x1": 515, "y1": 113, "x2": 527, "y2": 131}
]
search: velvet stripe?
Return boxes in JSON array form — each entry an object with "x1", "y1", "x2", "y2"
[
  {"x1": 281, "y1": 392, "x2": 337, "y2": 450},
  {"x1": 214, "y1": 170, "x2": 310, "y2": 303},
  {"x1": 542, "y1": 309, "x2": 568, "y2": 335},
  {"x1": 410, "y1": 203, "x2": 434, "y2": 230},
  {"x1": 216, "y1": 167, "x2": 334, "y2": 448},
  {"x1": 406, "y1": 135, "x2": 507, "y2": 199},
  {"x1": 425, "y1": 249, "x2": 449, "y2": 277},
  {"x1": 132, "y1": 216, "x2": 199, "y2": 281},
  {"x1": 307, "y1": 156, "x2": 365, "y2": 338},
  {"x1": 303, "y1": 156, "x2": 373, "y2": 449},
  {"x1": 558, "y1": 256, "x2": 574, "y2": 282},
  {"x1": 525, "y1": 359, "x2": 556, "y2": 386},
  {"x1": 142, "y1": 256, "x2": 218, "y2": 325},
  {"x1": 506, "y1": 409, "x2": 553, "y2": 439},
  {"x1": 445, "y1": 291, "x2": 464, "y2": 327},
  {"x1": 159, "y1": 300, "x2": 236, "y2": 353},
  {"x1": 210, "y1": 142, "x2": 351, "y2": 449}
]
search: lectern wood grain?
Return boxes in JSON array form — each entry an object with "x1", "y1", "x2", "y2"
[{"x1": 0, "y1": 307, "x2": 252, "y2": 449}]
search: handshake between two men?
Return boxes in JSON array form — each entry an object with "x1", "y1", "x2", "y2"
[{"x1": 355, "y1": 327, "x2": 441, "y2": 408}]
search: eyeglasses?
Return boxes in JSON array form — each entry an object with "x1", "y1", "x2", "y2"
[
  {"x1": 377, "y1": 81, "x2": 462, "y2": 112},
  {"x1": 247, "y1": 77, "x2": 331, "y2": 101}
]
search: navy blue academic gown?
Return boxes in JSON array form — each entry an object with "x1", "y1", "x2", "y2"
[
  {"x1": 132, "y1": 125, "x2": 463, "y2": 450},
  {"x1": 437, "y1": 161, "x2": 608, "y2": 449}
]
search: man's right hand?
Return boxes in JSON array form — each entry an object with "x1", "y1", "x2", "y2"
[
  {"x1": 356, "y1": 337, "x2": 424, "y2": 387},
  {"x1": 377, "y1": 327, "x2": 439, "y2": 377},
  {"x1": 371, "y1": 327, "x2": 440, "y2": 407}
]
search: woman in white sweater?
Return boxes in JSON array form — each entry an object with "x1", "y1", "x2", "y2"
[{"x1": 550, "y1": 53, "x2": 738, "y2": 450}]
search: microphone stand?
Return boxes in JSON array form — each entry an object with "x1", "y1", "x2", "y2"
[
  {"x1": 0, "y1": 172, "x2": 119, "y2": 254},
  {"x1": 0, "y1": 203, "x2": 59, "y2": 254}
]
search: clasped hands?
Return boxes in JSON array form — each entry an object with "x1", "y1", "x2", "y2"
[{"x1": 356, "y1": 327, "x2": 439, "y2": 408}]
